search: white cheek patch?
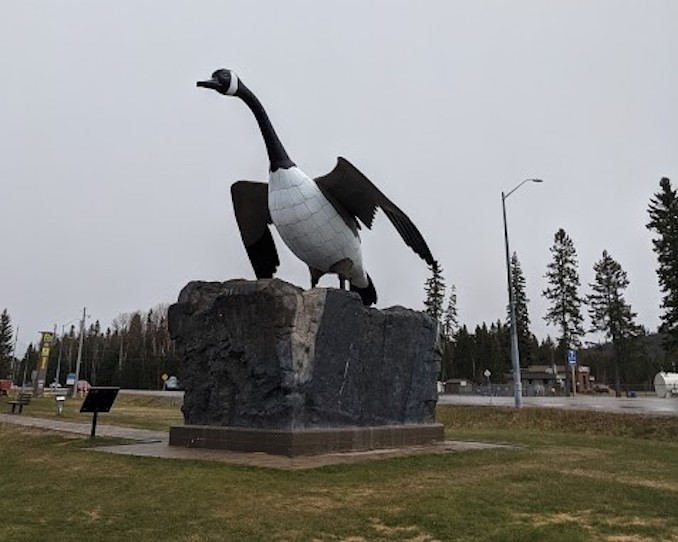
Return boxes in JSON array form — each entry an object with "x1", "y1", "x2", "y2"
[{"x1": 226, "y1": 73, "x2": 239, "y2": 95}]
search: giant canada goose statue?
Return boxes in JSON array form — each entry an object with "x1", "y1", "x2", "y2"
[{"x1": 197, "y1": 69, "x2": 436, "y2": 306}]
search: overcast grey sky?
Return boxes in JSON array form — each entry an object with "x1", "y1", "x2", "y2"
[{"x1": 1, "y1": 1, "x2": 676, "y2": 353}]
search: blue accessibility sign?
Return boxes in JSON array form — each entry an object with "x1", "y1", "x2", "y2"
[{"x1": 567, "y1": 350, "x2": 577, "y2": 365}]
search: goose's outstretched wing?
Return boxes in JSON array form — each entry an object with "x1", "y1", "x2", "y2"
[
  {"x1": 315, "y1": 157, "x2": 436, "y2": 266},
  {"x1": 231, "y1": 181, "x2": 279, "y2": 278}
]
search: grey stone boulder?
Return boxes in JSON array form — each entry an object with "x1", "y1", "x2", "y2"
[{"x1": 168, "y1": 279, "x2": 441, "y2": 430}]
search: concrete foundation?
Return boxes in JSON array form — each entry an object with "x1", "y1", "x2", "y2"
[{"x1": 169, "y1": 423, "x2": 445, "y2": 457}]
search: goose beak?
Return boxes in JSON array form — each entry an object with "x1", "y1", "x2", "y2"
[{"x1": 196, "y1": 79, "x2": 218, "y2": 90}]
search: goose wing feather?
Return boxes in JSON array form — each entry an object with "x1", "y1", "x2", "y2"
[
  {"x1": 315, "y1": 157, "x2": 436, "y2": 266},
  {"x1": 231, "y1": 181, "x2": 280, "y2": 278}
]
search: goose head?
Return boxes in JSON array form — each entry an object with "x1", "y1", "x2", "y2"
[{"x1": 197, "y1": 69, "x2": 240, "y2": 96}]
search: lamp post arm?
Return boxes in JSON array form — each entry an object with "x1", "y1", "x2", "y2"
[{"x1": 504, "y1": 178, "x2": 542, "y2": 200}]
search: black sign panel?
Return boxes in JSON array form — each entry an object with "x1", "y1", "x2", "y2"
[{"x1": 80, "y1": 387, "x2": 120, "y2": 413}]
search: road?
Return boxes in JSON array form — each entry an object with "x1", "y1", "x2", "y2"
[
  {"x1": 119, "y1": 389, "x2": 678, "y2": 417},
  {"x1": 118, "y1": 389, "x2": 184, "y2": 399},
  {"x1": 438, "y1": 394, "x2": 678, "y2": 417}
]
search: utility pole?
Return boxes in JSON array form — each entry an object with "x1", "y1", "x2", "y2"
[
  {"x1": 10, "y1": 325, "x2": 19, "y2": 383},
  {"x1": 72, "y1": 307, "x2": 86, "y2": 398},
  {"x1": 55, "y1": 325, "x2": 65, "y2": 387},
  {"x1": 51, "y1": 324, "x2": 57, "y2": 386},
  {"x1": 118, "y1": 331, "x2": 124, "y2": 373}
]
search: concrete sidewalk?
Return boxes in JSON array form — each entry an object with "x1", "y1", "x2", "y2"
[
  {"x1": 0, "y1": 413, "x2": 166, "y2": 442},
  {"x1": 0, "y1": 413, "x2": 512, "y2": 470}
]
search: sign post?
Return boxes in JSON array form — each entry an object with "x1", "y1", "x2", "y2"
[
  {"x1": 33, "y1": 331, "x2": 55, "y2": 395},
  {"x1": 484, "y1": 369, "x2": 492, "y2": 404},
  {"x1": 568, "y1": 350, "x2": 577, "y2": 397}
]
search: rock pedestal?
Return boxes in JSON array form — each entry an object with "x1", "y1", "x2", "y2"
[{"x1": 168, "y1": 279, "x2": 443, "y2": 455}]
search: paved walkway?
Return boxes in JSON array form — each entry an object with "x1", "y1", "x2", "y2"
[
  {"x1": 0, "y1": 413, "x2": 166, "y2": 441},
  {"x1": 0, "y1": 414, "x2": 511, "y2": 470}
]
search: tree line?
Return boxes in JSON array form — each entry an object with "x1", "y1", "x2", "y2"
[
  {"x1": 424, "y1": 177, "x2": 678, "y2": 393},
  {"x1": 0, "y1": 305, "x2": 178, "y2": 390}
]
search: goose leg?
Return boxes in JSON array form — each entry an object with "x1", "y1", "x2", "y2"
[
  {"x1": 309, "y1": 267, "x2": 324, "y2": 288},
  {"x1": 329, "y1": 259, "x2": 352, "y2": 291}
]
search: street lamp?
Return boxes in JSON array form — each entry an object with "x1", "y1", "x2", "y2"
[
  {"x1": 502, "y1": 178, "x2": 543, "y2": 408},
  {"x1": 55, "y1": 318, "x2": 80, "y2": 387},
  {"x1": 72, "y1": 307, "x2": 88, "y2": 398}
]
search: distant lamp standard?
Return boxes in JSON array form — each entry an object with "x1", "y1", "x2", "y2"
[
  {"x1": 56, "y1": 318, "x2": 80, "y2": 388},
  {"x1": 502, "y1": 179, "x2": 543, "y2": 408},
  {"x1": 72, "y1": 307, "x2": 87, "y2": 398},
  {"x1": 9, "y1": 326, "x2": 19, "y2": 384}
]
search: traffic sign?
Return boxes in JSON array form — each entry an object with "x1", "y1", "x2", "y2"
[{"x1": 567, "y1": 350, "x2": 577, "y2": 365}]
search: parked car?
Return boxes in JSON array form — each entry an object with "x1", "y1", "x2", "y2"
[
  {"x1": 592, "y1": 383, "x2": 611, "y2": 394},
  {"x1": 0, "y1": 379, "x2": 12, "y2": 395},
  {"x1": 76, "y1": 380, "x2": 91, "y2": 393},
  {"x1": 164, "y1": 376, "x2": 182, "y2": 391}
]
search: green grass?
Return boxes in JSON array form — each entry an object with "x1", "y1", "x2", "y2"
[
  {"x1": 439, "y1": 404, "x2": 678, "y2": 442},
  {"x1": 3, "y1": 393, "x2": 184, "y2": 431},
  {"x1": 1, "y1": 401, "x2": 677, "y2": 541}
]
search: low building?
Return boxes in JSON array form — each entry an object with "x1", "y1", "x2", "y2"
[
  {"x1": 443, "y1": 378, "x2": 473, "y2": 395},
  {"x1": 509, "y1": 365, "x2": 592, "y2": 396}
]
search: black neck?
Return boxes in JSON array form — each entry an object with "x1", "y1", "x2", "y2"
[{"x1": 238, "y1": 84, "x2": 295, "y2": 172}]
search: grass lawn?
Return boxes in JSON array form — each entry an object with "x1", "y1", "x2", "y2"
[
  {"x1": 1, "y1": 396, "x2": 677, "y2": 541},
  {"x1": 4, "y1": 393, "x2": 184, "y2": 431}
]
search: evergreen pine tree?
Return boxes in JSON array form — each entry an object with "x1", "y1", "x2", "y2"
[
  {"x1": 0, "y1": 309, "x2": 13, "y2": 378},
  {"x1": 543, "y1": 228, "x2": 585, "y2": 356},
  {"x1": 507, "y1": 252, "x2": 533, "y2": 365},
  {"x1": 124, "y1": 312, "x2": 144, "y2": 389},
  {"x1": 423, "y1": 262, "x2": 446, "y2": 323},
  {"x1": 535, "y1": 336, "x2": 557, "y2": 367},
  {"x1": 439, "y1": 284, "x2": 459, "y2": 382},
  {"x1": 647, "y1": 177, "x2": 678, "y2": 354},
  {"x1": 450, "y1": 322, "x2": 514, "y2": 382},
  {"x1": 18, "y1": 344, "x2": 38, "y2": 386},
  {"x1": 453, "y1": 325, "x2": 476, "y2": 379},
  {"x1": 587, "y1": 250, "x2": 641, "y2": 396},
  {"x1": 442, "y1": 285, "x2": 459, "y2": 341}
]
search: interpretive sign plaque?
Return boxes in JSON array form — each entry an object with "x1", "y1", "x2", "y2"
[{"x1": 80, "y1": 387, "x2": 120, "y2": 438}]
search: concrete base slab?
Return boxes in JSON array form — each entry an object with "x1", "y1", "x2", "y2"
[
  {"x1": 169, "y1": 423, "x2": 445, "y2": 456},
  {"x1": 94, "y1": 439, "x2": 513, "y2": 470}
]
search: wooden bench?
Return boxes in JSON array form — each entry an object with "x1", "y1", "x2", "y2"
[{"x1": 8, "y1": 392, "x2": 32, "y2": 414}]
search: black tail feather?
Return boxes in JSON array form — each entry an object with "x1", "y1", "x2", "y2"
[{"x1": 350, "y1": 274, "x2": 377, "y2": 306}]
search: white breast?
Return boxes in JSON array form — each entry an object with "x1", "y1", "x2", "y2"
[{"x1": 268, "y1": 167, "x2": 366, "y2": 284}]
